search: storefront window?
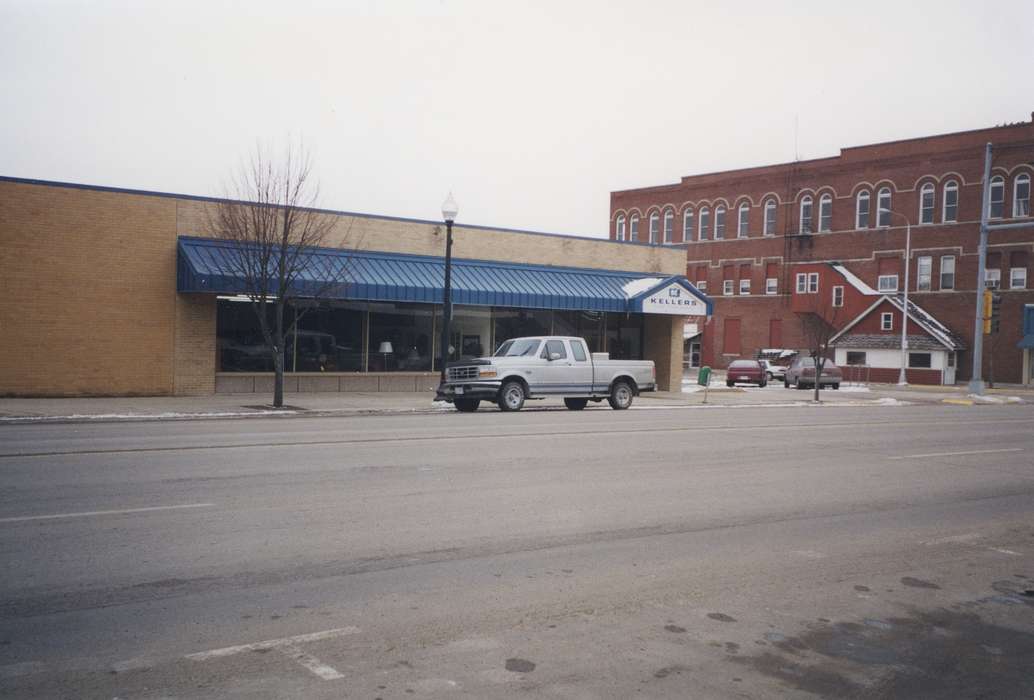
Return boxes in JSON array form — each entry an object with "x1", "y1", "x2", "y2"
[
  {"x1": 217, "y1": 299, "x2": 277, "y2": 372},
  {"x1": 368, "y1": 302, "x2": 435, "y2": 372},
  {"x1": 218, "y1": 300, "x2": 648, "y2": 371},
  {"x1": 290, "y1": 301, "x2": 364, "y2": 372},
  {"x1": 606, "y1": 313, "x2": 644, "y2": 360},
  {"x1": 446, "y1": 305, "x2": 495, "y2": 361},
  {"x1": 492, "y1": 308, "x2": 552, "y2": 351},
  {"x1": 217, "y1": 299, "x2": 365, "y2": 372},
  {"x1": 554, "y1": 310, "x2": 606, "y2": 353}
]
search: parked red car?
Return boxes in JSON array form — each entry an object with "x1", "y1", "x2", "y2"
[
  {"x1": 784, "y1": 357, "x2": 843, "y2": 390},
  {"x1": 726, "y1": 359, "x2": 768, "y2": 387}
]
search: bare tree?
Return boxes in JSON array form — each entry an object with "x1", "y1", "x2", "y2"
[
  {"x1": 208, "y1": 144, "x2": 351, "y2": 408},
  {"x1": 796, "y1": 298, "x2": 844, "y2": 402}
]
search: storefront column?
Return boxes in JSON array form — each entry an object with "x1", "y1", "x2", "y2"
[{"x1": 644, "y1": 315, "x2": 684, "y2": 392}]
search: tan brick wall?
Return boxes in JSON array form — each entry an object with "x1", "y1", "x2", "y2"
[
  {"x1": 174, "y1": 199, "x2": 686, "y2": 276},
  {"x1": 0, "y1": 182, "x2": 178, "y2": 396},
  {"x1": 173, "y1": 294, "x2": 216, "y2": 395},
  {"x1": 644, "y1": 316, "x2": 684, "y2": 392},
  {"x1": 2, "y1": 179, "x2": 688, "y2": 396}
]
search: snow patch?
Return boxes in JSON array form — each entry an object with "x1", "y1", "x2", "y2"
[
  {"x1": 622, "y1": 277, "x2": 665, "y2": 297},
  {"x1": 966, "y1": 394, "x2": 1025, "y2": 405},
  {"x1": 0, "y1": 410, "x2": 299, "y2": 422}
]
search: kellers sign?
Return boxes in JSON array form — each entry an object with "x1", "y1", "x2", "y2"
[{"x1": 642, "y1": 283, "x2": 708, "y2": 316}]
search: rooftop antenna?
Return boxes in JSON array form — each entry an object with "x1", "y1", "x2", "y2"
[{"x1": 793, "y1": 113, "x2": 800, "y2": 162}]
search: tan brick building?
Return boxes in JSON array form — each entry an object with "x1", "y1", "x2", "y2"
[{"x1": 0, "y1": 177, "x2": 703, "y2": 397}]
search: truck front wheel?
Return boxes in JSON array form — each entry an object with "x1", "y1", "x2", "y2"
[
  {"x1": 608, "y1": 381, "x2": 634, "y2": 410},
  {"x1": 454, "y1": 398, "x2": 480, "y2": 412},
  {"x1": 498, "y1": 381, "x2": 526, "y2": 412},
  {"x1": 564, "y1": 398, "x2": 588, "y2": 410}
]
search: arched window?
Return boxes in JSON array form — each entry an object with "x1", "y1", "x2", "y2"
[
  {"x1": 942, "y1": 181, "x2": 958, "y2": 222},
  {"x1": 763, "y1": 199, "x2": 777, "y2": 236},
  {"x1": 989, "y1": 176, "x2": 1005, "y2": 218},
  {"x1": 663, "y1": 209, "x2": 674, "y2": 243},
  {"x1": 877, "y1": 188, "x2": 892, "y2": 227},
  {"x1": 615, "y1": 215, "x2": 625, "y2": 241},
  {"x1": 649, "y1": 212, "x2": 660, "y2": 243},
  {"x1": 799, "y1": 195, "x2": 813, "y2": 234},
  {"x1": 683, "y1": 208, "x2": 694, "y2": 241},
  {"x1": 629, "y1": 214, "x2": 639, "y2": 242},
  {"x1": 698, "y1": 207, "x2": 710, "y2": 240},
  {"x1": 1014, "y1": 173, "x2": 1031, "y2": 217},
  {"x1": 818, "y1": 194, "x2": 832, "y2": 232},
  {"x1": 737, "y1": 202, "x2": 750, "y2": 237},
  {"x1": 856, "y1": 191, "x2": 870, "y2": 229},
  {"x1": 714, "y1": 205, "x2": 726, "y2": 239},
  {"x1": 919, "y1": 182, "x2": 935, "y2": 224}
]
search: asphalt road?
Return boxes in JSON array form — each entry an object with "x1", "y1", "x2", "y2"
[{"x1": 2, "y1": 402, "x2": 1033, "y2": 698}]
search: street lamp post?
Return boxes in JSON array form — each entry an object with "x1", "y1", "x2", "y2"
[
  {"x1": 879, "y1": 208, "x2": 911, "y2": 385},
  {"x1": 438, "y1": 193, "x2": 459, "y2": 390}
]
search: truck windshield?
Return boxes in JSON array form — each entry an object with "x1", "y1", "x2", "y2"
[{"x1": 494, "y1": 339, "x2": 541, "y2": 357}]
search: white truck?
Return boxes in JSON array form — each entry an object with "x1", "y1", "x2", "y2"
[{"x1": 440, "y1": 336, "x2": 656, "y2": 412}]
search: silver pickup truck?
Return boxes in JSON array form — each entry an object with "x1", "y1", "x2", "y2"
[{"x1": 440, "y1": 336, "x2": 655, "y2": 412}]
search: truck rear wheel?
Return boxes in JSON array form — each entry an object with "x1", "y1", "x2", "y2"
[
  {"x1": 608, "y1": 381, "x2": 634, "y2": 410},
  {"x1": 564, "y1": 398, "x2": 588, "y2": 410},
  {"x1": 454, "y1": 398, "x2": 480, "y2": 412},
  {"x1": 498, "y1": 381, "x2": 526, "y2": 412}
]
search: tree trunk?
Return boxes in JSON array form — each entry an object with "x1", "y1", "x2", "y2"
[
  {"x1": 273, "y1": 303, "x2": 286, "y2": 408},
  {"x1": 272, "y1": 347, "x2": 284, "y2": 407}
]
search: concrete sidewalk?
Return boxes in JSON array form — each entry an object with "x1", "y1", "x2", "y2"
[{"x1": 0, "y1": 382, "x2": 1029, "y2": 424}]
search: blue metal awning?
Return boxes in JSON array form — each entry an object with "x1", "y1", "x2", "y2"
[
  {"x1": 176, "y1": 236, "x2": 712, "y2": 314},
  {"x1": 1018, "y1": 334, "x2": 1034, "y2": 349}
]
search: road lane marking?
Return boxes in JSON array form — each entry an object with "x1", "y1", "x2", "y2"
[
  {"x1": 185, "y1": 626, "x2": 361, "y2": 661},
  {"x1": 0, "y1": 503, "x2": 215, "y2": 523},
  {"x1": 988, "y1": 547, "x2": 1022, "y2": 556},
  {"x1": 924, "y1": 533, "x2": 982, "y2": 545},
  {"x1": 280, "y1": 644, "x2": 345, "y2": 680},
  {"x1": 187, "y1": 626, "x2": 359, "y2": 681},
  {"x1": 888, "y1": 448, "x2": 1023, "y2": 460}
]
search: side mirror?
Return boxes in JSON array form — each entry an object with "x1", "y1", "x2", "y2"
[{"x1": 549, "y1": 352, "x2": 562, "y2": 361}]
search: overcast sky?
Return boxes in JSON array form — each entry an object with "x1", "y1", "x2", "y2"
[{"x1": 2, "y1": 0, "x2": 1032, "y2": 238}]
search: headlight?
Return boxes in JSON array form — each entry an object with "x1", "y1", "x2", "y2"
[{"x1": 479, "y1": 368, "x2": 497, "y2": 378}]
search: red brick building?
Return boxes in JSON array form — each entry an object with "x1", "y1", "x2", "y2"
[{"x1": 610, "y1": 117, "x2": 1034, "y2": 385}]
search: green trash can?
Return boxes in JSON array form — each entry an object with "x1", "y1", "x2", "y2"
[{"x1": 697, "y1": 366, "x2": 711, "y2": 386}]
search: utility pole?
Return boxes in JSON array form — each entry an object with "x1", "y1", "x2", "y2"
[
  {"x1": 967, "y1": 144, "x2": 1034, "y2": 395},
  {"x1": 968, "y1": 143, "x2": 992, "y2": 395}
]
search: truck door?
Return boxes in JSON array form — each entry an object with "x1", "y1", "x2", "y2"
[
  {"x1": 567, "y1": 339, "x2": 595, "y2": 393},
  {"x1": 536, "y1": 339, "x2": 570, "y2": 394}
]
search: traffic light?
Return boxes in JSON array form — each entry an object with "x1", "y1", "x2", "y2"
[
  {"x1": 990, "y1": 293, "x2": 1003, "y2": 334},
  {"x1": 983, "y1": 288, "x2": 992, "y2": 334}
]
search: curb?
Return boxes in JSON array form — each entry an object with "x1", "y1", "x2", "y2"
[{"x1": 0, "y1": 398, "x2": 916, "y2": 425}]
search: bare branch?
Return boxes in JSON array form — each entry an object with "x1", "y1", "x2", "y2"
[{"x1": 205, "y1": 141, "x2": 361, "y2": 407}]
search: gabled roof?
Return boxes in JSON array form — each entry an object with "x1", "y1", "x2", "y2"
[
  {"x1": 829, "y1": 295, "x2": 966, "y2": 351},
  {"x1": 831, "y1": 334, "x2": 951, "y2": 351},
  {"x1": 624, "y1": 275, "x2": 713, "y2": 315}
]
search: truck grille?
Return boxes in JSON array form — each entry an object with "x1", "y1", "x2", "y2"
[{"x1": 448, "y1": 366, "x2": 479, "y2": 381}]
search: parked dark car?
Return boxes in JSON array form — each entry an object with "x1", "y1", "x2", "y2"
[
  {"x1": 784, "y1": 356, "x2": 842, "y2": 389},
  {"x1": 726, "y1": 359, "x2": 767, "y2": 387}
]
